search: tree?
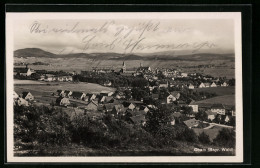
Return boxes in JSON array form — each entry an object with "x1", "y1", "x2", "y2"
[
  {"x1": 213, "y1": 114, "x2": 221, "y2": 124},
  {"x1": 31, "y1": 73, "x2": 41, "y2": 80},
  {"x1": 195, "y1": 110, "x2": 208, "y2": 121},
  {"x1": 213, "y1": 128, "x2": 235, "y2": 147},
  {"x1": 131, "y1": 88, "x2": 149, "y2": 101},
  {"x1": 181, "y1": 106, "x2": 193, "y2": 116},
  {"x1": 124, "y1": 90, "x2": 132, "y2": 100},
  {"x1": 145, "y1": 105, "x2": 173, "y2": 134},
  {"x1": 228, "y1": 116, "x2": 236, "y2": 126},
  {"x1": 176, "y1": 127, "x2": 198, "y2": 142},
  {"x1": 198, "y1": 132, "x2": 211, "y2": 144},
  {"x1": 152, "y1": 87, "x2": 159, "y2": 94},
  {"x1": 228, "y1": 78, "x2": 235, "y2": 86}
]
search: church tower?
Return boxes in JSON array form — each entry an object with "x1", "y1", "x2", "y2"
[{"x1": 122, "y1": 61, "x2": 126, "y2": 73}]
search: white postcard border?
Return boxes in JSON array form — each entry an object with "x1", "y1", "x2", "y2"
[{"x1": 6, "y1": 12, "x2": 243, "y2": 163}]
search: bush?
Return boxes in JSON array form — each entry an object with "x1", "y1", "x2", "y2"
[
  {"x1": 176, "y1": 128, "x2": 198, "y2": 143},
  {"x1": 198, "y1": 132, "x2": 211, "y2": 144},
  {"x1": 213, "y1": 128, "x2": 235, "y2": 147}
]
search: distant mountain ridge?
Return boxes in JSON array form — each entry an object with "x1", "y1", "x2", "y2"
[{"x1": 14, "y1": 48, "x2": 235, "y2": 61}]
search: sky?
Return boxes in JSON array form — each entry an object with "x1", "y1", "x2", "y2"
[{"x1": 14, "y1": 19, "x2": 234, "y2": 54}]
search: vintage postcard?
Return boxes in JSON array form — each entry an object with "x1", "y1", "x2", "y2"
[{"x1": 6, "y1": 12, "x2": 243, "y2": 163}]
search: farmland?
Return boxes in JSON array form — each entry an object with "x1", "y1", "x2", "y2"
[
  {"x1": 195, "y1": 86, "x2": 235, "y2": 96},
  {"x1": 195, "y1": 95, "x2": 235, "y2": 106},
  {"x1": 14, "y1": 80, "x2": 115, "y2": 95}
]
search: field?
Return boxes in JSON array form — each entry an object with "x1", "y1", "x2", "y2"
[
  {"x1": 14, "y1": 57, "x2": 235, "y2": 79},
  {"x1": 195, "y1": 95, "x2": 235, "y2": 106},
  {"x1": 195, "y1": 86, "x2": 235, "y2": 96},
  {"x1": 14, "y1": 79, "x2": 45, "y2": 85},
  {"x1": 14, "y1": 81, "x2": 115, "y2": 95},
  {"x1": 194, "y1": 86, "x2": 235, "y2": 106}
]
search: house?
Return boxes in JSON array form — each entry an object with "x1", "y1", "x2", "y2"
[
  {"x1": 211, "y1": 104, "x2": 226, "y2": 115},
  {"x1": 181, "y1": 73, "x2": 188, "y2": 77},
  {"x1": 188, "y1": 84, "x2": 195, "y2": 89},
  {"x1": 129, "y1": 115, "x2": 146, "y2": 126},
  {"x1": 171, "y1": 91, "x2": 180, "y2": 100},
  {"x1": 65, "y1": 76, "x2": 73, "y2": 81},
  {"x1": 188, "y1": 101, "x2": 198, "y2": 113},
  {"x1": 86, "y1": 93, "x2": 96, "y2": 101},
  {"x1": 211, "y1": 82, "x2": 217, "y2": 87},
  {"x1": 64, "y1": 90, "x2": 73, "y2": 97},
  {"x1": 221, "y1": 82, "x2": 229, "y2": 87},
  {"x1": 183, "y1": 118, "x2": 200, "y2": 129},
  {"x1": 225, "y1": 115, "x2": 231, "y2": 123},
  {"x1": 15, "y1": 97, "x2": 29, "y2": 106},
  {"x1": 44, "y1": 74, "x2": 55, "y2": 81},
  {"x1": 136, "y1": 66, "x2": 151, "y2": 72},
  {"x1": 103, "y1": 103, "x2": 115, "y2": 113},
  {"x1": 106, "y1": 97, "x2": 118, "y2": 104},
  {"x1": 13, "y1": 91, "x2": 19, "y2": 99},
  {"x1": 71, "y1": 92, "x2": 86, "y2": 100},
  {"x1": 123, "y1": 102, "x2": 136, "y2": 111},
  {"x1": 22, "y1": 92, "x2": 34, "y2": 101},
  {"x1": 14, "y1": 65, "x2": 35, "y2": 76},
  {"x1": 199, "y1": 83, "x2": 206, "y2": 88},
  {"x1": 38, "y1": 75, "x2": 45, "y2": 81},
  {"x1": 139, "y1": 105, "x2": 149, "y2": 113},
  {"x1": 84, "y1": 96, "x2": 90, "y2": 102},
  {"x1": 205, "y1": 110, "x2": 217, "y2": 121},
  {"x1": 105, "y1": 96, "x2": 114, "y2": 103},
  {"x1": 100, "y1": 91, "x2": 114, "y2": 97},
  {"x1": 204, "y1": 83, "x2": 211, "y2": 88},
  {"x1": 159, "y1": 81, "x2": 168, "y2": 88},
  {"x1": 104, "y1": 80, "x2": 112, "y2": 86},
  {"x1": 231, "y1": 106, "x2": 236, "y2": 116},
  {"x1": 111, "y1": 104, "x2": 125, "y2": 115},
  {"x1": 85, "y1": 100, "x2": 98, "y2": 111},
  {"x1": 165, "y1": 92, "x2": 177, "y2": 104},
  {"x1": 56, "y1": 97, "x2": 70, "y2": 107},
  {"x1": 113, "y1": 91, "x2": 125, "y2": 99},
  {"x1": 97, "y1": 95, "x2": 107, "y2": 103},
  {"x1": 169, "y1": 114, "x2": 176, "y2": 126},
  {"x1": 57, "y1": 76, "x2": 64, "y2": 82},
  {"x1": 169, "y1": 81, "x2": 175, "y2": 88}
]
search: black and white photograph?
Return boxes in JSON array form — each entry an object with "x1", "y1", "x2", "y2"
[{"x1": 6, "y1": 12, "x2": 243, "y2": 163}]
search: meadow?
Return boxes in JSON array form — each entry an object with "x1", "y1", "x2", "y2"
[
  {"x1": 195, "y1": 95, "x2": 235, "y2": 106},
  {"x1": 14, "y1": 81, "x2": 115, "y2": 96},
  {"x1": 195, "y1": 86, "x2": 235, "y2": 96}
]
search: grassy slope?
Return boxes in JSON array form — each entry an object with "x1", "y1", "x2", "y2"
[
  {"x1": 195, "y1": 95, "x2": 235, "y2": 106},
  {"x1": 194, "y1": 86, "x2": 235, "y2": 96}
]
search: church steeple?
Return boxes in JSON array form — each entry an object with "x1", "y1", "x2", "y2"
[{"x1": 122, "y1": 61, "x2": 126, "y2": 73}]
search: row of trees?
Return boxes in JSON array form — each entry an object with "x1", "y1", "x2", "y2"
[{"x1": 73, "y1": 73, "x2": 149, "y2": 88}]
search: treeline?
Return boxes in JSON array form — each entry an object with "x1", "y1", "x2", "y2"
[
  {"x1": 14, "y1": 105, "x2": 235, "y2": 156},
  {"x1": 73, "y1": 73, "x2": 149, "y2": 88}
]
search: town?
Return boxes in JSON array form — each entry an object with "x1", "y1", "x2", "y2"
[{"x1": 13, "y1": 61, "x2": 236, "y2": 156}]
